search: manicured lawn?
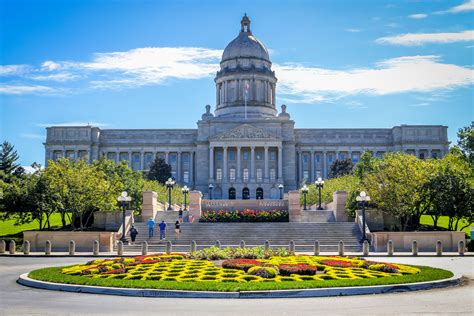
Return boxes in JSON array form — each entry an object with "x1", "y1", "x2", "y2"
[
  {"x1": 0, "y1": 213, "x2": 68, "y2": 237},
  {"x1": 27, "y1": 254, "x2": 453, "y2": 292},
  {"x1": 420, "y1": 215, "x2": 473, "y2": 237}
]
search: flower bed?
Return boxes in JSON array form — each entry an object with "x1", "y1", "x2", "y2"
[
  {"x1": 199, "y1": 209, "x2": 289, "y2": 222},
  {"x1": 27, "y1": 248, "x2": 454, "y2": 292}
]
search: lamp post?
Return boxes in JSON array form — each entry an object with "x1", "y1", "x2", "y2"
[
  {"x1": 165, "y1": 177, "x2": 175, "y2": 210},
  {"x1": 278, "y1": 184, "x2": 284, "y2": 200},
  {"x1": 315, "y1": 177, "x2": 324, "y2": 210},
  {"x1": 117, "y1": 191, "x2": 132, "y2": 243},
  {"x1": 182, "y1": 185, "x2": 189, "y2": 210},
  {"x1": 301, "y1": 185, "x2": 309, "y2": 210},
  {"x1": 208, "y1": 183, "x2": 213, "y2": 200},
  {"x1": 356, "y1": 191, "x2": 371, "y2": 242}
]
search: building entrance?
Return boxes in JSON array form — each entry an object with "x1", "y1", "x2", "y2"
[
  {"x1": 256, "y1": 187, "x2": 263, "y2": 199},
  {"x1": 228, "y1": 187, "x2": 236, "y2": 199}
]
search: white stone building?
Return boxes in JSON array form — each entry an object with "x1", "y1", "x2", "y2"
[{"x1": 44, "y1": 15, "x2": 449, "y2": 199}]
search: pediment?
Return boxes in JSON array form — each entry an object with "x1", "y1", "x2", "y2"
[{"x1": 211, "y1": 124, "x2": 280, "y2": 141}]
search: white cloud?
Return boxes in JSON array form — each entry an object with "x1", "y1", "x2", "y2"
[
  {"x1": 438, "y1": 0, "x2": 474, "y2": 14},
  {"x1": 41, "y1": 61, "x2": 61, "y2": 71},
  {"x1": 74, "y1": 47, "x2": 222, "y2": 88},
  {"x1": 0, "y1": 64, "x2": 29, "y2": 76},
  {"x1": 376, "y1": 30, "x2": 474, "y2": 46},
  {"x1": 0, "y1": 84, "x2": 55, "y2": 95},
  {"x1": 37, "y1": 121, "x2": 110, "y2": 127},
  {"x1": 30, "y1": 72, "x2": 79, "y2": 82},
  {"x1": 409, "y1": 102, "x2": 431, "y2": 107},
  {"x1": 20, "y1": 133, "x2": 45, "y2": 140},
  {"x1": 275, "y1": 56, "x2": 474, "y2": 103},
  {"x1": 345, "y1": 28, "x2": 361, "y2": 33},
  {"x1": 408, "y1": 13, "x2": 428, "y2": 19}
]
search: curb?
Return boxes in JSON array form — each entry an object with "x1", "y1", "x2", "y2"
[{"x1": 17, "y1": 273, "x2": 462, "y2": 299}]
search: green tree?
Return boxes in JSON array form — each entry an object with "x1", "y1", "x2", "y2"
[
  {"x1": 354, "y1": 151, "x2": 376, "y2": 179},
  {"x1": 328, "y1": 159, "x2": 354, "y2": 178},
  {"x1": 452, "y1": 123, "x2": 473, "y2": 168},
  {"x1": 147, "y1": 157, "x2": 172, "y2": 184},
  {"x1": 0, "y1": 141, "x2": 21, "y2": 180}
]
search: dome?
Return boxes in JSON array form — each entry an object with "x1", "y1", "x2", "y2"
[{"x1": 221, "y1": 14, "x2": 270, "y2": 62}]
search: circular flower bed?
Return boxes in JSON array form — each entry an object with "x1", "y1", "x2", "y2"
[{"x1": 27, "y1": 249, "x2": 453, "y2": 292}]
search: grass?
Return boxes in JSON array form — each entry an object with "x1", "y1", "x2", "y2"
[
  {"x1": 0, "y1": 213, "x2": 68, "y2": 237},
  {"x1": 420, "y1": 215, "x2": 473, "y2": 237},
  {"x1": 28, "y1": 265, "x2": 453, "y2": 292}
]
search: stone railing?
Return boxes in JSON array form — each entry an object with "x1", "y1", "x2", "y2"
[{"x1": 201, "y1": 199, "x2": 288, "y2": 211}]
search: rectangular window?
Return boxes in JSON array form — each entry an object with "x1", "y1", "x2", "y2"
[
  {"x1": 243, "y1": 168, "x2": 249, "y2": 181},
  {"x1": 131, "y1": 152, "x2": 141, "y2": 171},
  {"x1": 316, "y1": 170, "x2": 321, "y2": 179},
  {"x1": 243, "y1": 151, "x2": 249, "y2": 160},
  {"x1": 107, "y1": 152, "x2": 116, "y2": 161},
  {"x1": 316, "y1": 154, "x2": 321, "y2": 163},
  {"x1": 144, "y1": 153, "x2": 154, "y2": 169},
  {"x1": 216, "y1": 152, "x2": 223, "y2": 161},
  {"x1": 157, "y1": 153, "x2": 165, "y2": 161},
  {"x1": 183, "y1": 171, "x2": 189, "y2": 183},
  {"x1": 419, "y1": 153, "x2": 425, "y2": 160},
  {"x1": 303, "y1": 170, "x2": 309, "y2": 180},
  {"x1": 338, "y1": 153, "x2": 345, "y2": 161},
  {"x1": 216, "y1": 168, "x2": 222, "y2": 180},
  {"x1": 229, "y1": 150, "x2": 236, "y2": 161},
  {"x1": 352, "y1": 154, "x2": 359, "y2": 163},
  {"x1": 66, "y1": 150, "x2": 75, "y2": 160},
  {"x1": 303, "y1": 154, "x2": 309, "y2": 163},
  {"x1": 432, "y1": 152, "x2": 438, "y2": 159},
  {"x1": 78, "y1": 150, "x2": 88, "y2": 160},
  {"x1": 270, "y1": 168, "x2": 276, "y2": 181},
  {"x1": 171, "y1": 171, "x2": 177, "y2": 179},
  {"x1": 169, "y1": 154, "x2": 177, "y2": 164},
  {"x1": 256, "y1": 168, "x2": 262, "y2": 181},
  {"x1": 269, "y1": 151, "x2": 276, "y2": 161},
  {"x1": 119, "y1": 152, "x2": 128, "y2": 162},
  {"x1": 182, "y1": 154, "x2": 189, "y2": 164},
  {"x1": 229, "y1": 168, "x2": 236, "y2": 181},
  {"x1": 328, "y1": 154, "x2": 333, "y2": 163},
  {"x1": 256, "y1": 152, "x2": 262, "y2": 160},
  {"x1": 53, "y1": 151, "x2": 63, "y2": 161}
]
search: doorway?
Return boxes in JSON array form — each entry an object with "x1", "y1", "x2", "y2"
[
  {"x1": 242, "y1": 187, "x2": 250, "y2": 200},
  {"x1": 256, "y1": 187, "x2": 264, "y2": 199},
  {"x1": 228, "y1": 187, "x2": 236, "y2": 200}
]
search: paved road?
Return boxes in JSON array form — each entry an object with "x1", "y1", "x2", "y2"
[{"x1": 0, "y1": 256, "x2": 473, "y2": 315}]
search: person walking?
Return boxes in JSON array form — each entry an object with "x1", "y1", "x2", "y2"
[
  {"x1": 178, "y1": 208, "x2": 184, "y2": 223},
  {"x1": 159, "y1": 220, "x2": 167, "y2": 240},
  {"x1": 147, "y1": 218, "x2": 155, "y2": 238},
  {"x1": 129, "y1": 225, "x2": 138, "y2": 245},
  {"x1": 175, "y1": 220, "x2": 181, "y2": 240}
]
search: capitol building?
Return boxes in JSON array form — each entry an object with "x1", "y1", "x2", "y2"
[{"x1": 44, "y1": 15, "x2": 449, "y2": 200}]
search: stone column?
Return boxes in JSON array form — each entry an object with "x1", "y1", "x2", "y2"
[
  {"x1": 128, "y1": 151, "x2": 132, "y2": 168},
  {"x1": 189, "y1": 151, "x2": 194, "y2": 184},
  {"x1": 310, "y1": 151, "x2": 315, "y2": 182},
  {"x1": 264, "y1": 146, "x2": 269, "y2": 180},
  {"x1": 115, "y1": 151, "x2": 119, "y2": 163},
  {"x1": 140, "y1": 151, "x2": 145, "y2": 170},
  {"x1": 177, "y1": 151, "x2": 182, "y2": 182},
  {"x1": 209, "y1": 146, "x2": 214, "y2": 180},
  {"x1": 142, "y1": 191, "x2": 158, "y2": 220},
  {"x1": 298, "y1": 151, "x2": 303, "y2": 182},
  {"x1": 250, "y1": 146, "x2": 255, "y2": 181},
  {"x1": 278, "y1": 145, "x2": 283, "y2": 179},
  {"x1": 323, "y1": 151, "x2": 327, "y2": 179},
  {"x1": 188, "y1": 191, "x2": 203, "y2": 223},
  {"x1": 415, "y1": 149, "x2": 420, "y2": 158},
  {"x1": 428, "y1": 149, "x2": 432, "y2": 158},
  {"x1": 237, "y1": 146, "x2": 241, "y2": 180},
  {"x1": 223, "y1": 146, "x2": 228, "y2": 180},
  {"x1": 165, "y1": 151, "x2": 169, "y2": 164}
]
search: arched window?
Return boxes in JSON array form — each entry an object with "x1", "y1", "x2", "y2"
[
  {"x1": 242, "y1": 187, "x2": 250, "y2": 200},
  {"x1": 256, "y1": 187, "x2": 263, "y2": 200},
  {"x1": 229, "y1": 187, "x2": 236, "y2": 200}
]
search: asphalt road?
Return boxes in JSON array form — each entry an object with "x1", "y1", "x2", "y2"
[{"x1": 0, "y1": 256, "x2": 473, "y2": 315}]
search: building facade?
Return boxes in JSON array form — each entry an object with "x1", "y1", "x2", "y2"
[{"x1": 44, "y1": 15, "x2": 449, "y2": 199}]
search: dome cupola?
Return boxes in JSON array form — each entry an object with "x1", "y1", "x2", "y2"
[{"x1": 214, "y1": 15, "x2": 277, "y2": 119}]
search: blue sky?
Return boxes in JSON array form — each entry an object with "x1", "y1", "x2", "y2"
[{"x1": 0, "y1": 0, "x2": 473, "y2": 166}]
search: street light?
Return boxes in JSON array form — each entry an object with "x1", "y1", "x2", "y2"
[
  {"x1": 165, "y1": 177, "x2": 175, "y2": 210},
  {"x1": 182, "y1": 185, "x2": 189, "y2": 210},
  {"x1": 208, "y1": 183, "x2": 214, "y2": 200},
  {"x1": 356, "y1": 191, "x2": 371, "y2": 242},
  {"x1": 117, "y1": 191, "x2": 132, "y2": 243},
  {"x1": 301, "y1": 184, "x2": 309, "y2": 210},
  {"x1": 315, "y1": 177, "x2": 324, "y2": 210},
  {"x1": 278, "y1": 184, "x2": 284, "y2": 200}
]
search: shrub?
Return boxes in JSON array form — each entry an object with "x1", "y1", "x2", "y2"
[
  {"x1": 199, "y1": 209, "x2": 289, "y2": 222},
  {"x1": 319, "y1": 260, "x2": 357, "y2": 268},
  {"x1": 222, "y1": 259, "x2": 262, "y2": 272},
  {"x1": 368, "y1": 263, "x2": 399, "y2": 273},
  {"x1": 278, "y1": 264, "x2": 318, "y2": 276},
  {"x1": 247, "y1": 266, "x2": 278, "y2": 278},
  {"x1": 188, "y1": 247, "x2": 228, "y2": 260}
]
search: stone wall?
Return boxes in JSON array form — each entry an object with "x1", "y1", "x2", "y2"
[
  {"x1": 371, "y1": 231, "x2": 465, "y2": 252},
  {"x1": 23, "y1": 231, "x2": 116, "y2": 252}
]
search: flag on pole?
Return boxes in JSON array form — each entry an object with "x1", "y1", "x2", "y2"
[{"x1": 244, "y1": 81, "x2": 249, "y2": 120}]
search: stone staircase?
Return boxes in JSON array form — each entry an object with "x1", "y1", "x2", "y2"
[{"x1": 122, "y1": 221, "x2": 362, "y2": 253}]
